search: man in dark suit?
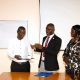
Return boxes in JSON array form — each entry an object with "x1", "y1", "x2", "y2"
[{"x1": 32, "y1": 23, "x2": 62, "y2": 72}]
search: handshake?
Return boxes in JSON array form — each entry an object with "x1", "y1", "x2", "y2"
[{"x1": 31, "y1": 43, "x2": 42, "y2": 49}]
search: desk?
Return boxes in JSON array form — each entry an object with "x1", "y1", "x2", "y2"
[{"x1": 0, "y1": 72, "x2": 72, "y2": 80}]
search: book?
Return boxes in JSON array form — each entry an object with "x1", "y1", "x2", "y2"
[{"x1": 34, "y1": 72, "x2": 53, "y2": 77}]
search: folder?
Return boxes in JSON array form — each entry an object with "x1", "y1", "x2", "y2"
[{"x1": 34, "y1": 72, "x2": 53, "y2": 77}]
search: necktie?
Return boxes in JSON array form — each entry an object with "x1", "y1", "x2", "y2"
[
  {"x1": 43, "y1": 36, "x2": 49, "y2": 57},
  {"x1": 45, "y1": 36, "x2": 49, "y2": 47}
]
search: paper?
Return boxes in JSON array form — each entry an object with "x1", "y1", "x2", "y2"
[
  {"x1": 21, "y1": 58, "x2": 30, "y2": 60},
  {"x1": 21, "y1": 55, "x2": 31, "y2": 60},
  {"x1": 34, "y1": 72, "x2": 53, "y2": 77}
]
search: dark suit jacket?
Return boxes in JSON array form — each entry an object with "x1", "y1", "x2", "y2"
[{"x1": 36, "y1": 34, "x2": 62, "y2": 71}]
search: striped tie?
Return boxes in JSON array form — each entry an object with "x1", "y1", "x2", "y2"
[
  {"x1": 43, "y1": 36, "x2": 49, "y2": 57},
  {"x1": 45, "y1": 36, "x2": 49, "y2": 47}
]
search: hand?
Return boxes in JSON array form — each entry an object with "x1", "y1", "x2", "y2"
[
  {"x1": 30, "y1": 45, "x2": 35, "y2": 49},
  {"x1": 63, "y1": 56, "x2": 70, "y2": 64},
  {"x1": 35, "y1": 43, "x2": 42, "y2": 49},
  {"x1": 15, "y1": 55, "x2": 22, "y2": 60}
]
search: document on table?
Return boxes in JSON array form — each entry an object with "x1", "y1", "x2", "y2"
[{"x1": 34, "y1": 72, "x2": 53, "y2": 77}]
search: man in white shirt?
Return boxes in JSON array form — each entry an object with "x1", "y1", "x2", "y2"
[{"x1": 8, "y1": 26, "x2": 32, "y2": 72}]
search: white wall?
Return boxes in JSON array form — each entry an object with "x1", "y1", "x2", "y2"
[
  {"x1": 0, "y1": 0, "x2": 79, "y2": 74},
  {"x1": 40, "y1": 0, "x2": 80, "y2": 50},
  {"x1": 0, "y1": 0, "x2": 40, "y2": 44},
  {"x1": 0, "y1": 0, "x2": 40, "y2": 74}
]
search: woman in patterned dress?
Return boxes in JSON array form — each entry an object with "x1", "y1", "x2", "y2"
[
  {"x1": 70, "y1": 28, "x2": 80, "y2": 80},
  {"x1": 63, "y1": 25, "x2": 80, "y2": 79}
]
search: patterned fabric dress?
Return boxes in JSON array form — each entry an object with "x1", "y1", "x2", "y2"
[
  {"x1": 71, "y1": 41, "x2": 80, "y2": 80},
  {"x1": 63, "y1": 39, "x2": 80, "y2": 80},
  {"x1": 63, "y1": 39, "x2": 76, "y2": 79}
]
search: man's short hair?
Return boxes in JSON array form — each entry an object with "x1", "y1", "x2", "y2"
[
  {"x1": 17, "y1": 26, "x2": 25, "y2": 32},
  {"x1": 46, "y1": 23, "x2": 54, "y2": 28}
]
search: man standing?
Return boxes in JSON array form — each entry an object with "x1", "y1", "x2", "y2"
[
  {"x1": 34, "y1": 23, "x2": 62, "y2": 72},
  {"x1": 8, "y1": 26, "x2": 32, "y2": 72}
]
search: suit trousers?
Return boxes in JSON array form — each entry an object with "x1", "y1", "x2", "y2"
[
  {"x1": 11, "y1": 60, "x2": 30, "y2": 72},
  {"x1": 39, "y1": 61, "x2": 58, "y2": 73}
]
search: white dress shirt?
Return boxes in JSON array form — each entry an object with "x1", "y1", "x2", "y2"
[{"x1": 8, "y1": 37, "x2": 32, "y2": 63}]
